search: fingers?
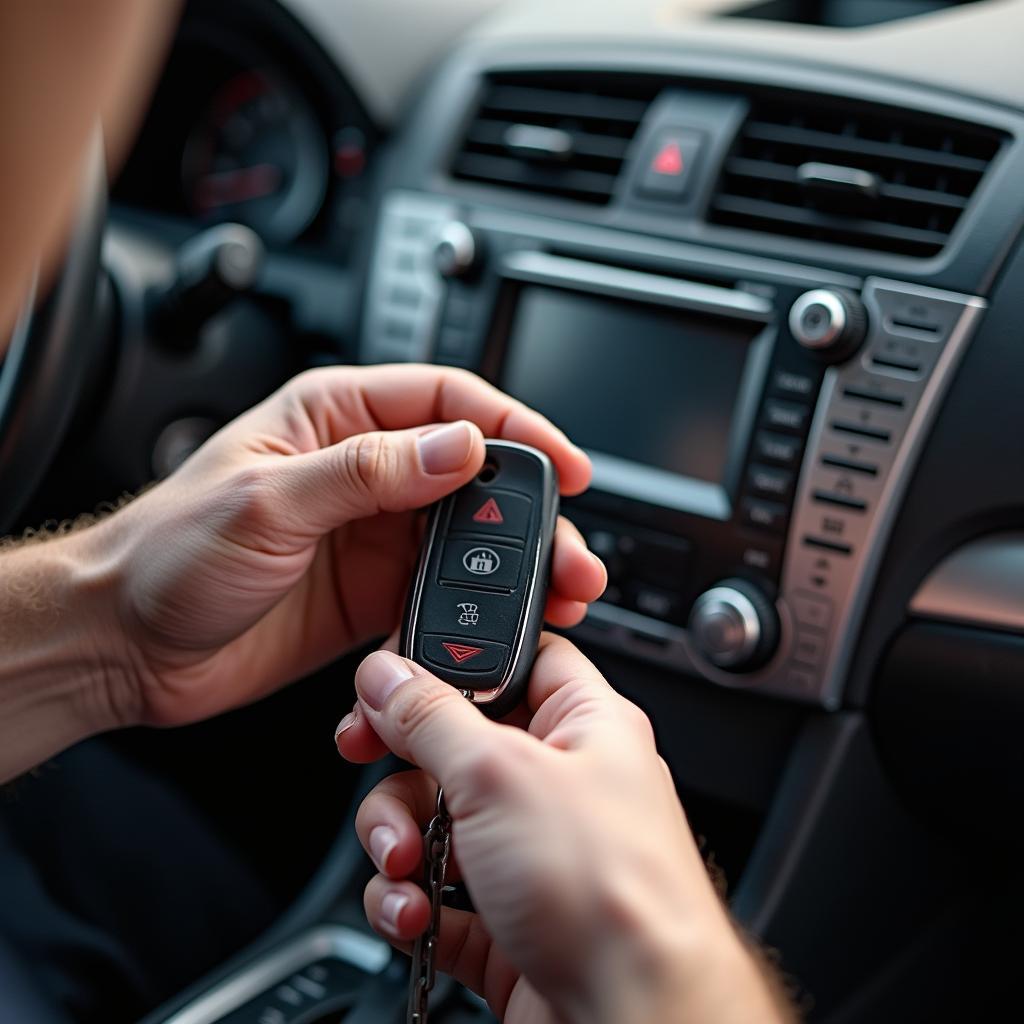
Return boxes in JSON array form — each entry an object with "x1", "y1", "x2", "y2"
[
  {"x1": 334, "y1": 702, "x2": 389, "y2": 763},
  {"x1": 284, "y1": 365, "x2": 592, "y2": 496},
  {"x1": 523, "y1": 634, "x2": 640, "y2": 750},
  {"x1": 274, "y1": 420, "x2": 488, "y2": 532},
  {"x1": 350, "y1": 650, "x2": 532, "y2": 816},
  {"x1": 354, "y1": 769, "x2": 438, "y2": 879},
  {"x1": 364, "y1": 876, "x2": 514, "y2": 1006},
  {"x1": 547, "y1": 516, "x2": 606, "y2": 625}
]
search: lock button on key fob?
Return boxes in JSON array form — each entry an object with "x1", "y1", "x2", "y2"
[{"x1": 401, "y1": 441, "x2": 558, "y2": 718}]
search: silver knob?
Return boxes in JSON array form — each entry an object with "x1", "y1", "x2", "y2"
[
  {"x1": 789, "y1": 288, "x2": 867, "y2": 358},
  {"x1": 433, "y1": 221, "x2": 478, "y2": 278},
  {"x1": 689, "y1": 579, "x2": 778, "y2": 671}
]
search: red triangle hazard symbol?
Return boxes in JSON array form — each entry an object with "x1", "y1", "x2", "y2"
[
  {"x1": 652, "y1": 141, "x2": 684, "y2": 176},
  {"x1": 441, "y1": 642, "x2": 484, "y2": 664},
  {"x1": 472, "y1": 497, "x2": 504, "y2": 524}
]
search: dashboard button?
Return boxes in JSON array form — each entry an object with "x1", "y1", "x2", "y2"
[
  {"x1": 747, "y1": 463, "x2": 794, "y2": 500},
  {"x1": 629, "y1": 584, "x2": 683, "y2": 624},
  {"x1": 793, "y1": 631, "x2": 826, "y2": 666},
  {"x1": 791, "y1": 592, "x2": 833, "y2": 632},
  {"x1": 754, "y1": 431, "x2": 802, "y2": 467},
  {"x1": 772, "y1": 369, "x2": 816, "y2": 399},
  {"x1": 741, "y1": 498, "x2": 788, "y2": 534},
  {"x1": 741, "y1": 543, "x2": 781, "y2": 577},
  {"x1": 764, "y1": 399, "x2": 810, "y2": 434},
  {"x1": 629, "y1": 535, "x2": 692, "y2": 590},
  {"x1": 636, "y1": 129, "x2": 704, "y2": 199}
]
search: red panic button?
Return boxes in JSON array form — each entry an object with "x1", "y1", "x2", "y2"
[
  {"x1": 637, "y1": 130, "x2": 704, "y2": 200},
  {"x1": 651, "y1": 140, "x2": 684, "y2": 176}
]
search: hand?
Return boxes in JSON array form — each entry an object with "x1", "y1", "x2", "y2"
[
  {"x1": 337, "y1": 637, "x2": 792, "y2": 1024},
  {"x1": 80, "y1": 365, "x2": 605, "y2": 727}
]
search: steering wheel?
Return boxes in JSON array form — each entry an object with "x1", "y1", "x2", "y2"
[{"x1": 0, "y1": 133, "x2": 107, "y2": 534}]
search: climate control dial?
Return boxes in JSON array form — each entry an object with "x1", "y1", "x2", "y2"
[
  {"x1": 789, "y1": 288, "x2": 867, "y2": 359},
  {"x1": 688, "y1": 578, "x2": 779, "y2": 671}
]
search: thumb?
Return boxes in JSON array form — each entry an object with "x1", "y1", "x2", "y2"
[
  {"x1": 279, "y1": 420, "x2": 485, "y2": 530},
  {"x1": 354, "y1": 650, "x2": 520, "y2": 808}
]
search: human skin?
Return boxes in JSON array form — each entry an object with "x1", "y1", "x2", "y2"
[
  {"x1": 0, "y1": 364, "x2": 605, "y2": 783},
  {"x1": 338, "y1": 639, "x2": 794, "y2": 1024},
  {"x1": 0, "y1": 1, "x2": 180, "y2": 341}
]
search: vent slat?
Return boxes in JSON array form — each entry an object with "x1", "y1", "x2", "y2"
[
  {"x1": 451, "y1": 73, "x2": 656, "y2": 205},
  {"x1": 484, "y1": 86, "x2": 650, "y2": 125},
  {"x1": 452, "y1": 153, "x2": 618, "y2": 201},
  {"x1": 743, "y1": 122, "x2": 991, "y2": 174},
  {"x1": 724, "y1": 158, "x2": 970, "y2": 211},
  {"x1": 465, "y1": 120, "x2": 632, "y2": 162},
  {"x1": 712, "y1": 195, "x2": 949, "y2": 249},
  {"x1": 711, "y1": 98, "x2": 1005, "y2": 257}
]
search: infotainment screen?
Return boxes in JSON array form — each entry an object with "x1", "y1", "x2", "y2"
[{"x1": 501, "y1": 285, "x2": 769, "y2": 520}]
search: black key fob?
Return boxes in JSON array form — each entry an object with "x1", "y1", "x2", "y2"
[{"x1": 401, "y1": 440, "x2": 559, "y2": 719}]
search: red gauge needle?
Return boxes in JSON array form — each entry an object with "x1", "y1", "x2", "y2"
[{"x1": 195, "y1": 163, "x2": 283, "y2": 209}]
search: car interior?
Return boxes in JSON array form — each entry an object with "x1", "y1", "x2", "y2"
[{"x1": 2, "y1": 0, "x2": 1024, "y2": 1021}]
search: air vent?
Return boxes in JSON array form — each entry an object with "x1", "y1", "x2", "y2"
[
  {"x1": 451, "y1": 73, "x2": 657, "y2": 205},
  {"x1": 710, "y1": 97, "x2": 1005, "y2": 257}
]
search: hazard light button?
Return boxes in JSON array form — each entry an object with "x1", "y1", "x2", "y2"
[
  {"x1": 421, "y1": 634, "x2": 510, "y2": 675},
  {"x1": 637, "y1": 129, "x2": 705, "y2": 200},
  {"x1": 450, "y1": 487, "x2": 532, "y2": 542}
]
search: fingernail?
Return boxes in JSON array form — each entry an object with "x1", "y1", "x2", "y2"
[
  {"x1": 418, "y1": 421, "x2": 474, "y2": 475},
  {"x1": 334, "y1": 711, "x2": 357, "y2": 747},
  {"x1": 380, "y1": 891, "x2": 409, "y2": 937},
  {"x1": 356, "y1": 650, "x2": 415, "y2": 711},
  {"x1": 368, "y1": 825, "x2": 399, "y2": 873}
]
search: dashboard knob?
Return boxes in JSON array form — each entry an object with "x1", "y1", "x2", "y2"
[
  {"x1": 789, "y1": 288, "x2": 867, "y2": 359},
  {"x1": 433, "y1": 221, "x2": 479, "y2": 278},
  {"x1": 688, "y1": 578, "x2": 779, "y2": 671},
  {"x1": 154, "y1": 223, "x2": 265, "y2": 348}
]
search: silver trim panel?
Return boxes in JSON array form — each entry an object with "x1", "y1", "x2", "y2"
[
  {"x1": 160, "y1": 926, "x2": 389, "y2": 1024},
  {"x1": 910, "y1": 533, "x2": 1024, "y2": 633},
  {"x1": 502, "y1": 251, "x2": 774, "y2": 321},
  {"x1": 776, "y1": 278, "x2": 986, "y2": 707},
  {"x1": 361, "y1": 193, "x2": 455, "y2": 364},
  {"x1": 575, "y1": 280, "x2": 987, "y2": 708}
]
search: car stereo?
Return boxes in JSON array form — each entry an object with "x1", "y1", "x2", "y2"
[{"x1": 362, "y1": 191, "x2": 986, "y2": 708}]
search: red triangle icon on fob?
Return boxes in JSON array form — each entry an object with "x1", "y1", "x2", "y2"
[
  {"x1": 441, "y1": 642, "x2": 484, "y2": 664},
  {"x1": 472, "y1": 497, "x2": 504, "y2": 524}
]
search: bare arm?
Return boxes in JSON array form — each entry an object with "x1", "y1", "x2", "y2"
[
  {"x1": 0, "y1": 530, "x2": 131, "y2": 783},
  {"x1": 0, "y1": 0, "x2": 180, "y2": 339}
]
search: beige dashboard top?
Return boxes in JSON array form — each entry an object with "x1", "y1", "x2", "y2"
[{"x1": 283, "y1": 0, "x2": 1024, "y2": 123}]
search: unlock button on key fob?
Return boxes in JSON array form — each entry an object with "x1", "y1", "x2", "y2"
[{"x1": 440, "y1": 539, "x2": 523, "y2": 590}]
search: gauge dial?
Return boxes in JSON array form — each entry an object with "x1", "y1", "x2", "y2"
[{"x1": 182, "y1": 70, "x2": 328, "y2": 244}]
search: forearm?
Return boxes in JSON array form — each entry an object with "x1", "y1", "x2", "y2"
[
  {"x1": 0, "y1": 533, "x2": 131, "y2": 783},
  {"x1": 572, "y1": 866, "x2": 796, "y2": 1024}
]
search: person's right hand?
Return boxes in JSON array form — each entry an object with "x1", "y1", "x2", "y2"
[{"x1": 336, "y1": 636, "x2": 791, "y2": 1024}]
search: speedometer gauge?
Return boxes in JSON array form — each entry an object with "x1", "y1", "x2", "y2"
[{"x1": 182, "y1": 70, "x2": 328, "y2": 244}]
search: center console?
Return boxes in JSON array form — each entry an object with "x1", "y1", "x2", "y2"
[{"x1": 362, "y1": 191, "x2": 985, "y2": 708}]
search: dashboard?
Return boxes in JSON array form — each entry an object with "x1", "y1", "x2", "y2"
[
  {"x1": 114, "y1": 0, "x2": 376, "y2": 259},
  {"x1": 101, "y1": 1, "x2": 1024, "y2": 1021}
]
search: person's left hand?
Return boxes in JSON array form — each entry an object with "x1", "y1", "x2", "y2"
[{"x1": 83, "y1": 365, "x2": 603, "y2": 727}]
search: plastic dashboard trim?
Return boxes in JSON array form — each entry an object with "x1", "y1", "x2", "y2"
[{"x1": 396, "y1": 39, "x2": 1024, "y2": 296}]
